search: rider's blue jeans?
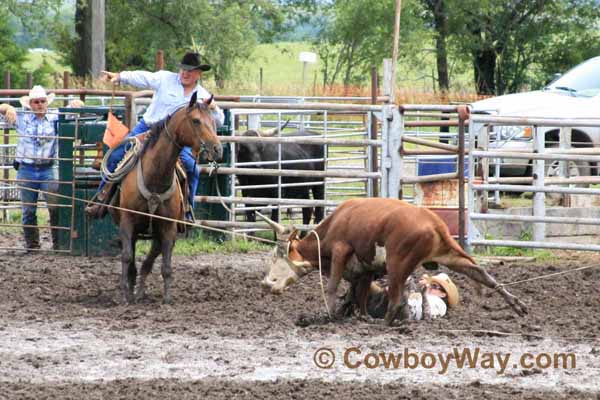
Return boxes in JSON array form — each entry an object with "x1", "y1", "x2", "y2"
[{"x1": 97, "y1": 119, "x2": 199, "y2": 210}]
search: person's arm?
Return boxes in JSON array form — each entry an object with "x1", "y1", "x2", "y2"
[
  {"x1": 0, "y1": 104, "x2": 20, "y2": 169},
  {"x1": 195, "y1": 86, "x2": 225, "y2": 127},
  {"x1": 0, "y1": 104, "x2": 17, "y2": 124},
  {"x1": 101, "y1": 70, "x2": 165, "y2": 90}
]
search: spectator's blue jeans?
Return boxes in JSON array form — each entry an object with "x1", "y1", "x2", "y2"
[
  {"x1": 97, "y1": 119, "x2": 199, "y2": 209},
  {"x1": 17, "y1": 164, "x2": 58, "y2": 226}
]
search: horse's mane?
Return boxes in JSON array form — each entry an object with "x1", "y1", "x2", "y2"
[{"x1": 140, "y1": 116, "x2": 170, "y2": 156}]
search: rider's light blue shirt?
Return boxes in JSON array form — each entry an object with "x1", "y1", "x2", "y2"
[{"x1": 119, "y1": 70, "x2": 224, "y2": 127}]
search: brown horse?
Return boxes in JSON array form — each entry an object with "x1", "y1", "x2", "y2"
[{"x1": 111, "y1": 92, "x2": 222, "y2": 304}]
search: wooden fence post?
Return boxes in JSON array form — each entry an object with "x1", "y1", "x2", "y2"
[
  {"x1": 155, "y1": 50, "x2": 164, "y2": 71},
  {"x1": 63, "y1": 71, "x2": 70, "y2": 106}
]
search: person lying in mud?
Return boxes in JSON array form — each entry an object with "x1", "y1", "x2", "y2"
[{"x1": 341, "y1": 273, "x2": 460, "y2": 321}]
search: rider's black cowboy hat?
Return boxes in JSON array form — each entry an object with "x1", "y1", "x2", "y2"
[{"x1": 179, "y1": 52, "x2": 211, "y2": 72}]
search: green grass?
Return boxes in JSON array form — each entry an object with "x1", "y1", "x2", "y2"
[
  {"x1": 23, "y1": 49, "x2": 71, "y2": 73},
  {"x1": 236, "y1": 42, "x2": 319, "y2": 88},
  {"x1": 22, "y1": 41, "x2": 477, "y2": 96},
  {"x1": 232, "y1": 41, "x2": 475, "y2": 92},
  {"x1": 135, "y1": 231, "x2": 271, "y2": 256},
  {"x1": 475, "y1": 230, "x2": 553, "y2": 260}
]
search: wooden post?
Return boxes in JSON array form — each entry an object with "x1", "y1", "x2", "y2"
[
  {"x1": 26, "y1": 73, "x2": 33, "y2": 89},
  {"x1": 155, "y1": 50, "x2": 164, "y2": 71},
  {"x1": 390, "y1": 0, "x2": 402, "y2": 103},
  {"x1": 383, "y1": 59, "x2": 393, "y2": 101},
  {"x1": 259, "y1": 67, "x2": 263, "y2": 95},
  {"x1": 370, "y1": 66, "x2": 379, "y2": 197},
  {"x1": 3, "y1": 72, "x2": 10, "y2": 90},
  {"x1": 63, "y1": 71, "x2": 70, "y2": 106}
]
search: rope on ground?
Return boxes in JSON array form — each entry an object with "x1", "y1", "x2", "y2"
[
  {"x1": 496, "y1": 264, "x2": 599, "y2": 288},
  {"x1": 11, "y1": 184, "x2": 276, "y2": 245},
  {"x1": 432, "y1": 328, "x2": 600, "y2": 341}
]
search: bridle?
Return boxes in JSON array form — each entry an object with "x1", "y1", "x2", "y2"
[{"x1": 163, "y1": 103, "x2": 215, "y2": 161}]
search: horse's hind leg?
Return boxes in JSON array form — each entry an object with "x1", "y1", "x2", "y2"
[
  {"x1": 160, "y1": 225, "x2": 177, "y2": 304},
  {"x1": 137, "y1": 238, "x2": 161, "y2": 301},
  {"x1": 119, "y1": 223, "x2": 136, "y2": 304}
]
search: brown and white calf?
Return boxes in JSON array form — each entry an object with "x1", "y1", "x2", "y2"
[{"x1": 260, "y1": 197, "x2": 527, "y2": 325}]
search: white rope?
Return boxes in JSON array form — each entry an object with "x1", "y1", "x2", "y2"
[
  {"x1": 10, "y1": 184, "x2": 276, "y2": 245},
  {"x1": 101, "y1": 137, "x2": 143, "y2": 183},
  {"x1": 496, "y1": 264, "x2": 600, "y2": 288},
  {"x1": 307, "y1": 229, "x2": 331, "y2": 319}
]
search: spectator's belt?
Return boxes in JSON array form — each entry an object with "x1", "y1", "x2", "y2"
[{"x1": 22, "y1": 161, "x2": 54, "y2": 168}]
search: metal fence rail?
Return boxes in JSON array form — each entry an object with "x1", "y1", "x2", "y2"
[{"x1": 467, "y1": 114, "x2": 600, "y2": 252}]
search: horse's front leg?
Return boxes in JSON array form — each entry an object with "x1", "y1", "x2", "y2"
[
  {"x1": 119, "y1": 221, "x2": 136, "y2": 304},
  {"x1": 137, "y1": 237, "x2": 161, "y2": 301},
  {"x1": 160, "y1": 223, "x2": 177, "y2": 304}
]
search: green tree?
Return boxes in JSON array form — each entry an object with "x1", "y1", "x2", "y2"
[
  {"x1": 0, "y1": 7, "x2": 28, "y2": 88},
  {"x1": 314, "y1": 0, "x2": 425, "y2": 89},
  {"x1": 91, "y1": 0, "x2": 290, "y2": 87},
  {"x1": 448, "y1": 0, "x2": 600, "y2": 94},
  {"x1": 419, "y1": 0, "x2": 450, "y2": 93}
]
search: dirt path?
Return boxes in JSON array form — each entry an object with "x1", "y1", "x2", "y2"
[{"x1": 1, "y1": 250, "x2": 599, "y2": 399}]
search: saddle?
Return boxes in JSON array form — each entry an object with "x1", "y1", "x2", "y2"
[{"x1": 90, "y1": 136, "x2": 192, "y2": 234}]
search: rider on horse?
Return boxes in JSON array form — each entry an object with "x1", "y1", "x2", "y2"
[{"x1": 85, "y1": 52, "x2": 224, "y2": 220}]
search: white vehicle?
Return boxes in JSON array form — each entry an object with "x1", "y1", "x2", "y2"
[{"x1": 471, "y1": 56, "x2": 600, "y2": 178}]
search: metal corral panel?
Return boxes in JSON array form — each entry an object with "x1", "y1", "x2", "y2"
[
  {"x1": 57, "y1": 107, "x2": 124, "y2": 256},
  {"x1": 193, "y1": 111, "x2": 232, "y2": 239}
]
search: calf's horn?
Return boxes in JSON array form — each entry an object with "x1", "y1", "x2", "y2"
[
  {"x1": 260, "y1": 119, "x2": 291, "y2": 136},
  {"x1": 256, "y1": 211, "x2": 287, "y2": 234}
]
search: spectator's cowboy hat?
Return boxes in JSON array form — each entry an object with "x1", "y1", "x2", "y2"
[
  {"x1": 178, "y1": 52, "x2": 211, "y2": 72},
  {"x1": 423, "y1": 273, "x2": 459, "y2": 307},
  {"x1": 20, "y1": 85, "x2": 56, "y2": 109}
]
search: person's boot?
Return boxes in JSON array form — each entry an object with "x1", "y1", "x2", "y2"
[
  {"x1": 49, "y1": 208, "x2": 60, "y2": 251},
  {"x1": 23, "y1": 227, "x2": 40, "y2": 252},
  {"x1": 85, "y1": 182, "x2": 116, "y2": 219}
]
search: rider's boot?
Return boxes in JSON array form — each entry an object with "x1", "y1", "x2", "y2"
[{"x1": 85, "y1": 182, "x2": 116, "y2": 219}]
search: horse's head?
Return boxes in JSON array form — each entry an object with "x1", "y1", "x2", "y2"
[{"x1": 171, "y1": 92, "x2": 223, "y2": 162}]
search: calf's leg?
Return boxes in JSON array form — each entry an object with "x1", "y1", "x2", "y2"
[
  {"x1": 446, "y1": 256, "x2": 527, "y2": 316},
  {"x1": 384, "y1": 252, "x2": 423, "y2": 325},
  {"x1": 327, "y1": 244, "x2": 353, "y2": 318}
]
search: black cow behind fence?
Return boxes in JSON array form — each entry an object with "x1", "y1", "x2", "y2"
[{"x1": 236, "y1": 128, "x2": 325, "y2": 225}]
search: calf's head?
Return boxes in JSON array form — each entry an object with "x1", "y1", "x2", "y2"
[
  {"x1": 237, "y1": 130, "x2": 263, "y2": 164},
  {"x1": 258, "y1": 213, "x2": 313, "y2": 294}
]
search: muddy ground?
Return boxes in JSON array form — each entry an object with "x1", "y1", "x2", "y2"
[{"x1": 0, "y1": 246, "x2": 599, "y2": 399}]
